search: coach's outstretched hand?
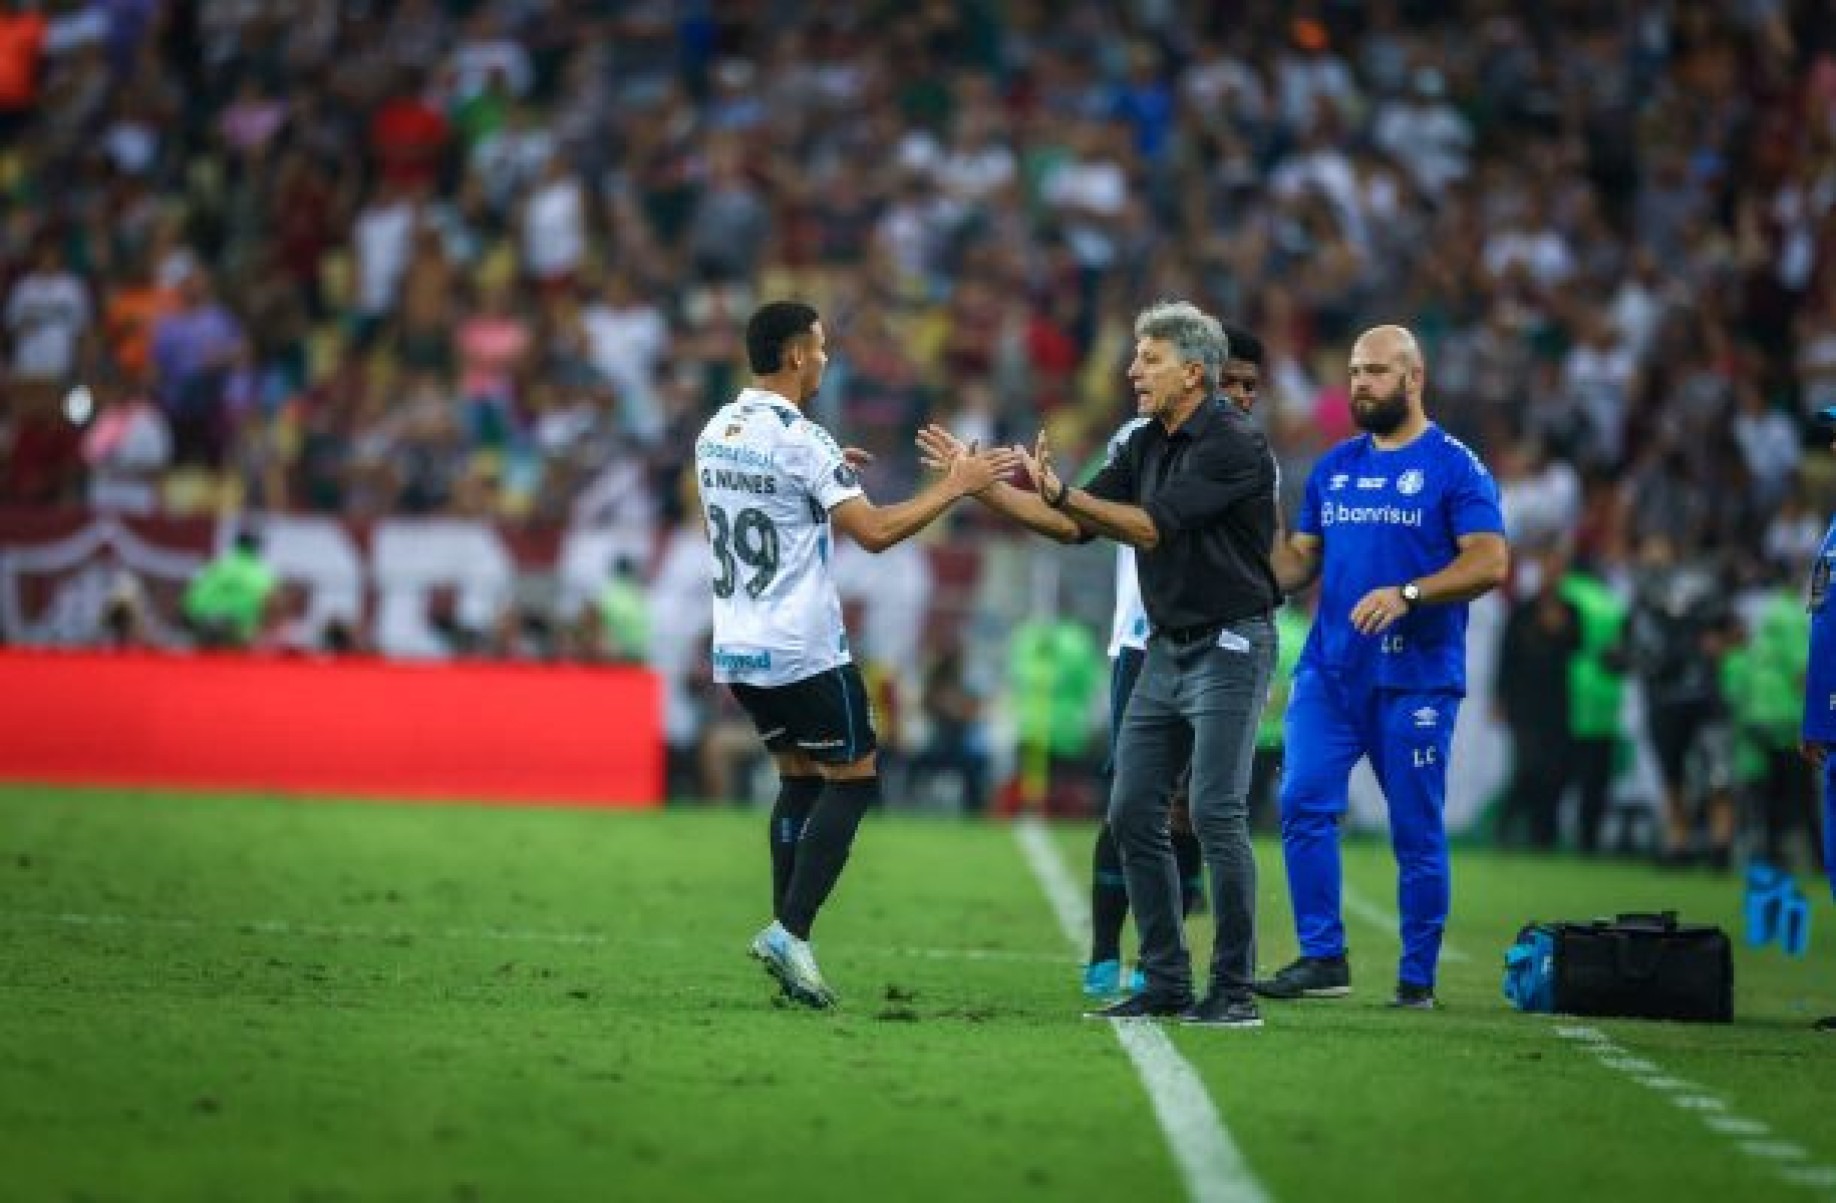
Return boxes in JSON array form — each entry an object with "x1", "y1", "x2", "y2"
[{"x1": 1015, "y1": 431, "x2": 1067, "y2": 505}]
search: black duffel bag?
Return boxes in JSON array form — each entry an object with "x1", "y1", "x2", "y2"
[{"x1": 1505, "y1": 911, "x2": 1733, "y2": 1023}]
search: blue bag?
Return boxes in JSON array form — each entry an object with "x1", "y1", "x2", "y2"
[
  {"x1": 1502, "y1": 912, "x2": 1733, "y2": 1022},
  {"x1": 1503, "y1": 923, "x2": 1558, "y2": 1013}
]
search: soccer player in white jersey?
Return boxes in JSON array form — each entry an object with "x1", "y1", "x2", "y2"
[
  {"x1": 697, "y1": 301, "x2": 1017, "y2": 1009},
  {"x1": 1082, "y1": 327, "x2": 1265, "y2": 996}
]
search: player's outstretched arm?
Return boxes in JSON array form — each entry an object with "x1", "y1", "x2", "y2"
[
  {"x1": 829, "y1": 446, "x2": 1021, "y2": 553},
  {"x1": 915, "y1": 425, "x2": 1084, "y2": 543},
  {"x1": 1019, "y1": 431, "x2": 1162, "y2": 549}
]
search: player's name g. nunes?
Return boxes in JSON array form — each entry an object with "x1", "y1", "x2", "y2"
[
  {"x1": 700, "y1": 467, "x2": 779, "y2": 495},
  {"x1": 1318, "y1": 501, "x2": 1425, "y2": 528}
]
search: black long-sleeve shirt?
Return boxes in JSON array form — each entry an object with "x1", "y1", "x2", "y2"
[{"x1": 1084, "y1": 398, "x2": 1279, "y2": 632}]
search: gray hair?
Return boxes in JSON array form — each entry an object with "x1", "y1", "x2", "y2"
[{"x1": 1133, "y1": 300, "x2": 1229, "y2": 391}]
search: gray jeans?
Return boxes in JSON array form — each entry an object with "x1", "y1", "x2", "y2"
[{"x1": 1110, "y1": 614, "x2": 1276, "y2": 1000}]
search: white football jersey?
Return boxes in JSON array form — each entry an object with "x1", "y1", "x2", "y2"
[
  {"x1": 1105, "y1": 417, "x2": 1150, "y2": 658},
  {"x1": 695, "y1": 387, "x2": 864, "y2": 686}
]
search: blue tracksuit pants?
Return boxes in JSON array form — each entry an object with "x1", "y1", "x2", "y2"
[{"x1": 1278, "y1": 667, "x2": 1461, "y2": 989}]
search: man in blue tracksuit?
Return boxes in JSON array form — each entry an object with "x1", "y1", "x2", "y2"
[
  {"x1": 1256, "y1": 325, "x2": 1510, "y2": 1009},
  {"x1": 1808, "y1": 405, "x2": 1836, "y2": 1033}
]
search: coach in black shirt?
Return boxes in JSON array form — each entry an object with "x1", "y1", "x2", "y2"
[
  {"x1": 1083, "y1": 387, "x2": 1280, "y2": 633},
  {"x1": 919, "y1": 300, "x2": 1279, "y2": 1027}
]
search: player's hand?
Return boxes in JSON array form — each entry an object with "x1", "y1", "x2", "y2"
[
  {"x1": 946, "y1": 445, "x2": 1022, "y2": 497},
  {"x1": 916, "y1": 424, "x2": 968, "y2": 472},
  {"x1": 1017, "y1": 431, "x2": 1064, "y2": 500},
  {"x1": 1350, "y1": 585, "x2": 1409, "y2": 636},
  {"x1": 1802, "y1": 739, "x2": 1829, "y2": 768},
  {"x1": 843, "y1": 446, "x2": 875, "y2": 470}
]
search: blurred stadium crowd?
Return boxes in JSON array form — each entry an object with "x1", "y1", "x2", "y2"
[{"x1": 1, "y1": 0, "x2": 1834, "y2": 846}]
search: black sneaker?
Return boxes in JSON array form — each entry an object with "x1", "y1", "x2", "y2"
[
  {"x1": 1083, "y1": 993, "x2": 1193, "y2": 1020},
  {"x1": 1388, "y1": 982, "x2": 1438, "y2": 1010},
  {"x1": 1814, "y1": 1016, "x2": 1836, "y2": 1032},
  {"x1": 1182, "y1": 994, "x2": 1264, "y2": 1028},
  {"x1": 1251, "y1": 955, "x2": 1351, "y2": 999}
]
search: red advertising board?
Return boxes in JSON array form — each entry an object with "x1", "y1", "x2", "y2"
[{"x1": 0, "y1": 648, "x2": 663, "y2": 807}]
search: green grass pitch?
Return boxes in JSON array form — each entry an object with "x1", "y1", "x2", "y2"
[{"x1": 2, "y1": 785, "x2": 1833, "y2": 1202}]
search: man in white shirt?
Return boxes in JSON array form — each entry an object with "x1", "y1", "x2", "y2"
[
  {"x1": 699, "y1": 301, "x2": 1016, "y2": 1009},
  {"x1": 4, "y1": 242, "x2": 90, "y2": 382},
  {"x1": 581, "y1": 272, "x2": 669, "y2": 443}
]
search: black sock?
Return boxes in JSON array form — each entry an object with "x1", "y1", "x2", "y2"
[
  {"x1": 778, "y1": 777, "x2": 880, "y2": 940},
  {"x1": 1090, "y1": 821, "x2": 1129, "y2": 964},
  {"x1": 769, "y1": 776, "x2": 825, "y2": 916},
  {"x1": 1173, "y1": 826, "x2": 1205, "y2": 917}
]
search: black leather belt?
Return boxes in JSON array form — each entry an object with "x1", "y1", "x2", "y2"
[{"x1": 1156, "y1": 622, "x2": 1225, "y2": 646}]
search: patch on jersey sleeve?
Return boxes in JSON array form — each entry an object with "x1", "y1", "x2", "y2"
[{"x1": 833, "y1": 464, "x2": 859, "y2": 488}]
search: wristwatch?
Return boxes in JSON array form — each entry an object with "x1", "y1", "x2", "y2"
[{"x1": 1400, "y1": 581, "x2": 1422, "y2": 608}]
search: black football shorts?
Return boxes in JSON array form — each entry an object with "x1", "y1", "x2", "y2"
[{"x1": 729, "y1": 663, "x2": 879, "y2": 765}]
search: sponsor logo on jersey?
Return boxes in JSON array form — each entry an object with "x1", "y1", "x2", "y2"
[
  {"x1": 696, "y1": 439, "x2": 778, "y2": 470},
  {"x1": 1329, "y1": 473, "x2": 1350, "y2": 490},
  {"x1": 712, "y1": 647, "x2": 773, "y2": 674},
  {"x1": 1412, "y1": 706, "x2": 1439, "y2": 728},
  {"x1": 1319, "y1": 502, "x2": 1425, "y2": 528},
  {"x1": 1397, "y1": 469, "x2": 1425, "y2": 496}
]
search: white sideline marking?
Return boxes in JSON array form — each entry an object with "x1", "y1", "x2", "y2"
[
  {"x1": 1014, "y1": 818, "x2": 1270, "y2": 1203},
  {"x1": 1599, "y1": 1056, "x2": 1660, "y2": 1073},
  {"x1": 0, "y1": 911, "x2": 1065, "y2": 966},
  {"x1": 1555, "y1": 1026, "x2": 1836, "y2": 1194},
  {"x1": 1340, "y1": 885, "x2": 1472, "y2": 963}
]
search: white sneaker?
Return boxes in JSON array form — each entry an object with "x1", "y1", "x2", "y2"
[{"x1": 749, "y1": 921, "x2": 837, "y2": 1009}]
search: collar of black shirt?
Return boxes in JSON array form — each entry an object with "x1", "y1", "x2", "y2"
[{"x1": 1160, "y1": 396, "x2": 1231, "y2": 440}]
